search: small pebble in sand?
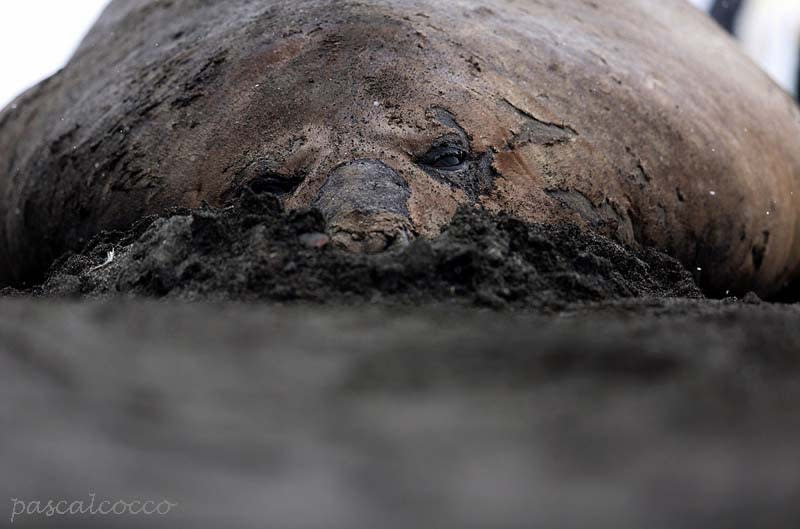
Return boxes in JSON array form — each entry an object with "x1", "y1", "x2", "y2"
[
  {"x1": 742, "y1": 291, "x2": 762, "y2": 305},
  {"x1": 299, "y1": 233, "x2": 330, "y2": 249}
]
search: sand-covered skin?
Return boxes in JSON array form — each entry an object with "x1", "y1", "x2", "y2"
[{"x1": 2, "y1": 0, "x2": 800, "y2": 295}]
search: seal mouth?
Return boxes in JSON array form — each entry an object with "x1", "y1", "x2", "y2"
[
  {"x1": 313, "y1": 159, "x2": 414, "y2": 254},
  {"x1": 326, "y1": 211, "x2": 415, "y2": 253}
]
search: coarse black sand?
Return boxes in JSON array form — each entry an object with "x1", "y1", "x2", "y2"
[
  {"x1": 2, "y1": 190, "x2": 800, "y2": 528},
  {"x1": 2, "y1": 297, "x2": 800, "y2": 528},
  {"x1": 21, "y1": 190, "x2": 700, "y2": 307}
]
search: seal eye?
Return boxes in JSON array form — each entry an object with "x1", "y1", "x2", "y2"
[
  {"x1": 421, "y1": 145, "x2": 467, "y2": 171},
  {"x1": 433, "y1": 153, "x2": 464, "y2": 170}
]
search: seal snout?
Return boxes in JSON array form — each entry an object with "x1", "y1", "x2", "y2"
[{"x1": 313, "y1": 160, "x2": 413, "y2": 253}]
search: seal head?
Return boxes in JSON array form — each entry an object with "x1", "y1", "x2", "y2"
[{"x1": 1, "y1": 0, "x2": 799, "y2": 297}]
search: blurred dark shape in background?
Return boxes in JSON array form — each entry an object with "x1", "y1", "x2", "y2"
[
  {"x1": 704, "y1": 0, "x2": 799, "y2": 100},
  {"x1": 711, "y1": 0, "x2": 744, "y2": 33}
]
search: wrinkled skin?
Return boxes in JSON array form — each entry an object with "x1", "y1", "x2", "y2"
[{"x1": 1, "y1": 0, "x2": 799, "y2": 296}]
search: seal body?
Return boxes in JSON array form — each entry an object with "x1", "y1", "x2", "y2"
[{"x1": 1, "y1": 0, "x2": 799, "y2": 296}]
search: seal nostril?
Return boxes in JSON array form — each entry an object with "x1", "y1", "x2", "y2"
[
  {"x1": 237, "y1": 159, "x2": 305, "y2": 197},
  {"x1": 247, "y1": 171, "x2": 304, "y2": 195}
]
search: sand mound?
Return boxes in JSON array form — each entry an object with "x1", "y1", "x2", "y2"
[{"x1": 34, "y1": 189, "x2": 700, "y2": 307}]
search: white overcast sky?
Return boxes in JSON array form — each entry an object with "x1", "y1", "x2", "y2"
[
  {"x1": 0, "y1": 0, "x2": 796, "y2": 111},
  {"x1": 0, "y1": 0, "x2": 109, "y2": 109}
]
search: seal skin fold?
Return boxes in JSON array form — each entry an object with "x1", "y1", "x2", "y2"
[{"x1": 1, "y1": 0, "x2": 799, "y2": 296}]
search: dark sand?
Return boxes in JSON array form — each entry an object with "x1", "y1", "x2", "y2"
[
  {"x1": 2, "y1": 297, "x2": 800, "y2": 528},
  {"x1": 27, "y1": 192, "x2": 699, "y2": 306},
  {"x1": 2, "y1": 193, "x2": 799, "y2": 528}
]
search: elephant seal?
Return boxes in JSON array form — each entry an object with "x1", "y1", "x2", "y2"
[{"x1": 1, "y1": 0, "x2": 799, "y2": 297}]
